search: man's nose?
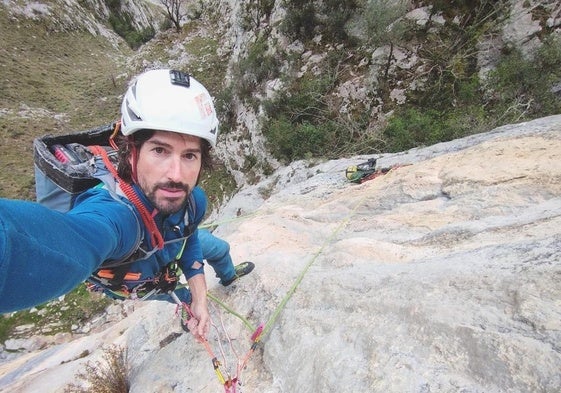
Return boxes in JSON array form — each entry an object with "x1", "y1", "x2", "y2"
[{"x1": 166, "y1": 156, "x2": 183, "y2": 181}]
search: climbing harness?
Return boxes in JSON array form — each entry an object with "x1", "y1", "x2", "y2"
[{"x1": 87, "y1": 238, "x2": 187, "y2": 301}]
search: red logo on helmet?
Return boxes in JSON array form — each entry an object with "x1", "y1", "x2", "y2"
[{"x1": 195, "y1": 94, "x2": 214, "y2": 118}]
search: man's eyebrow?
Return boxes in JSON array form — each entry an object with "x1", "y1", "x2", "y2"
[{"x1": 146, "y1": 138, "x2": 202, "y2": 153}]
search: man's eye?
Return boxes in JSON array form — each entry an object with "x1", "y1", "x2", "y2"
[{"x1": 154, "y1": 147, "x2": 165, "y2": 154}]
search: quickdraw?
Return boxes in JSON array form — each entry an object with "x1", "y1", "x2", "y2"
[{"x1": 170, "y1": 292, "x2": 263, "y2": 393}]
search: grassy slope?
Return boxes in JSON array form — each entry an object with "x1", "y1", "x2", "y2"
[
  {"x1": 0, "y1": 7, "x2": 131, "y2": 339},
  {"x1": 0, "y1": 10, "x2": 131, "y2": 200}
]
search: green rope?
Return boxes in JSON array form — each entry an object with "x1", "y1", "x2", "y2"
[
  {"x1": 206, "y1": 291, "x2": 255, "y2": 332},
  {"x1": 176, "y1": 283, "x2": 255, "y2": 331},
  {"x1": 202, "y1": 185, "x2": 375, "y2": 340},
  {"x1": 260, "y1": 191, "x2": 369, "y2": 339},
  {"x1": 199, "y1": 212, "x2": 259, "y2": 230}
]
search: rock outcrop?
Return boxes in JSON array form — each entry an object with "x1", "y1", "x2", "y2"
[{"x1": 0, "y1": 115, "x2": 560, "y2": 392}]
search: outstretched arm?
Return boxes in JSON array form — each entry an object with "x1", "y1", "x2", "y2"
[{"x1": 0, "y1": 196, "x2": 138, "y2": 313}]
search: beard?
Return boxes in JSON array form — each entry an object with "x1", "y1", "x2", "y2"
[{"x1": 144, "y1": 181, "x2": 191, "y2": 216}]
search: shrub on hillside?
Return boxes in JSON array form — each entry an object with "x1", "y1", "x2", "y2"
[
  {"x1": 280, "y1": 0, "x2": 317, "y2": 41},
  {"x1": 264, "y1": 116, "x2": 336, "y2": 161},
  {"x1": 64, "y1": 345, "x2": 130, "y2": 393},
  {"x1": 231, "y1": 36, "x2": 280, "y2": 103},
  {"x1": 485, "y1": 37, "x2": 561, "y2": 124}
]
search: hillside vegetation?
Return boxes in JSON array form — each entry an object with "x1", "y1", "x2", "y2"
[
  {"x1": 222, "y1": 0, "x2": 561, "y2": 163},
  {"x1": 0, "y1": 10, "x2": 129, "y2": 199}
]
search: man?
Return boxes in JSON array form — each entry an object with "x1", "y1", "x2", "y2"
[{"x1": 0, "y1": 69, "x2": 218, "y2": 341}]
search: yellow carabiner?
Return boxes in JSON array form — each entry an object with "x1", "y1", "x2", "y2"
[{"x1": 212, "y1": 357, "x2": 226, "y2": 385}]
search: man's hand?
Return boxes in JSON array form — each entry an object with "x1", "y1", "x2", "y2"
[{"x1": 186, "y1": 271, "x2": 210, "y2": 342}]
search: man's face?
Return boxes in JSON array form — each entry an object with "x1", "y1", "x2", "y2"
[{"x1": 134, "y1": 130, "x2": 202, "y2": 215}]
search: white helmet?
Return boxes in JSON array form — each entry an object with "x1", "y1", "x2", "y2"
[{"x1": 120, "y1": 69, "x2": 219, "y2": 147}]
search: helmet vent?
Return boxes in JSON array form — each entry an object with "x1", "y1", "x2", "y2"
[
  {"x1": 169, "y1": 70, "x2": 190, "y2": 88},
  {"x1": 126, "y1": 102, "x2": 141, "y2": 121}
]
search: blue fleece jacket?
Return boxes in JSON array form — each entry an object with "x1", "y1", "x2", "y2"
[{"x1": 0, "y1": 185, "x2": 206, "y2": 313}]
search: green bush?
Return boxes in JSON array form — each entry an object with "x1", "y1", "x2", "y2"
[
  {"x1": 265, "y1": 117, "x2": 335, "y2": 161},
  {"x1": 382, "y1": 35, "x2": 561, "y2": 155},
  {"x1": 444, "y1": 105, "x2": 487, "y2": 138},
  {"x1": 231, "y1": 36, "x2": 280, "y2": 102},
  {"x1": 538, "y1": 36, "x2": 561, "y2": 71},
  {"x1": 486, "y1": 37, "x2": 561, "y2": 124},
  {"x1": 383, "y1": 108, "x2": 446, "y2": 152},
  {"x1": 240, "y1": 0, "x2": 275, "y2": 30},
  {"x1": 317, "y1": 0, "x2": 360, "y2": 44},
  {"x1": 359, "y1": 0, "x2": 409, "y2": 48},
  {"x1": 214, "y1": 85, "x2": 236, "y2": 135},
  {"x1": 103, "y1": 0, "x2": 121, "y2": 12},
  {"x1": 280, "y1": 0, "x2": 317, "y2": 41},
  {"x1": 383, "y1": 104, "x2": 491, "y2": 153},
  {"x1": 262, "y1": 73, "x2": 334, "y2": 161},
  {"x1": 264, "y1": 75, "x2": 334, "y2": 122},
  {"x1": 124, "y1": 26, "x2": 155, "y2": 50},
  {"x1": 280, "y1": 0, "x2": 360, "y2": 45},
  {"x1": 107, "y1": 6, "x2": 155, "y2": 50},
  {"x1": 262, "y1": 68, "x2": 383, "y2": 161}
]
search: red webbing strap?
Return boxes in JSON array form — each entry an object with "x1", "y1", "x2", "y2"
[{"x1": 88, "y1": 145, "x2": 165, "y2": 250}]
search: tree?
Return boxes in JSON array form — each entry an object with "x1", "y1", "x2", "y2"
[
  {"x1": 160, "y1": 0, "x2": 185, "y2": 31},
  {"x1": 241, "y1": 0, "x2": 275, "y2": 30}
]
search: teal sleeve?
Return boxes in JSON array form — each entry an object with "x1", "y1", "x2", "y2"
[{"x1": 0, "y1": 195, "x2": 139, "y2": 313}]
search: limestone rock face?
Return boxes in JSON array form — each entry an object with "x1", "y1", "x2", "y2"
[{"x1": 0, "y1": 115, "x2": 560, "y2": 392}]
